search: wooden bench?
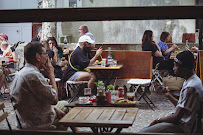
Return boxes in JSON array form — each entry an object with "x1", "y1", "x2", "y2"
[{"x1": 69, "y1": 50, "x2": 152, "y2": 79}]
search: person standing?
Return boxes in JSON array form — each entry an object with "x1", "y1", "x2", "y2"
[
  {"x1": 10, "y1": 42, "x2": 69, "y2": 129},
  {"x1": 31, "y1": 27, "x2": 42, "y2": 42},
  {"x1": 139, "y1": 50, "x2": 203, "y2": 133},
  {"x1": 63, "y1": 35, "x2": 102, "y2": 91}
]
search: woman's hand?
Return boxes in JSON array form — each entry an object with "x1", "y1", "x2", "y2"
[
  {"x1": 172, "y1": 44, "x2": 178, "y2": 50},
  {"x1": 53, "y1": 46, "x2": 59, "y2": 54}
]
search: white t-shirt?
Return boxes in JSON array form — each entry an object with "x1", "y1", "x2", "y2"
[{"x1": 174, "y1": 74, "x2": 203, "y2": 133}]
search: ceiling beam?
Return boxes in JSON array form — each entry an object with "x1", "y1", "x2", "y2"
[{"x1": 0, "y1": 6, "x2": 203, "y2": 23}]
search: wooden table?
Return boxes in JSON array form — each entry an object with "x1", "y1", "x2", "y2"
[
  {"x1": 66, "y1": 100, "x2": 138, "y2": 108},
  {"x1": 87, "y1": 65, "x2": 123, "y2": 87},
  {"x1": 59, "y1": 107, "x2": 138, "y2": 134}
]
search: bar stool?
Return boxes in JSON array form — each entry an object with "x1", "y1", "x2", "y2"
[
  {"x1": 127, "y1": 79, "x2": 155, "y2": 109},
  {"x1": 47, "y1": 78, "x2": 63, "y2": 99},
  {"x1": 65, "y1": 81, "x2": 88, "y2": 103}
]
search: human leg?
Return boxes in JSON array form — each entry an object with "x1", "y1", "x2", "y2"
[
  {"x1": 52, "y1": 101, "x2": 69, "y2": 130},
  {"x1": 77, "y1": 72, "x2": 96, "y2": 90},
  {"x1": 139, "y1": 122, "x2": 184, "y2": 133},
  {"x1": 0, "y1": 73, "x2": 5, "y2": 88}
]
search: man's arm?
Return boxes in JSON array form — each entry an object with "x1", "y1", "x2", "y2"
[
  {"x1": 162, "y1": 87, "x2": 178, "y2": 106},
  {"x1": 89, "y1": 48, "x2": 102, "y2": 65},
  {"x1": 42, "y1": 59, "x2": 58, "y2": 104},
  {"x1": 150, "y1": 107, "x2": 185, "y2": 126}
]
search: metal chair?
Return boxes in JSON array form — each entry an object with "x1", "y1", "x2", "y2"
[
  {"x1": 0, "y1": 103, "x2": 13, "y2": 134},
  {"x1": 65, "y1": 81, "x2": 88, "y2": 103},
  {"x1": 127, "y1": 79, "x2": 155, "y2": 109},
  {"x1": 151, "y1": 63, "x2": 164, "y2": 91}
]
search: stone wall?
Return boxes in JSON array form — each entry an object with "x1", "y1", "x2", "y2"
[{"x1": 61, "y1": 0, "x2": 196, "y2": 44}]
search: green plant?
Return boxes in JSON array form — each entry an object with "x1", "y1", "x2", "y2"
[
  {"x1": 107, "y1": 84, "x2": 115, "y2": 92},
  {"x1": 95, "y1": 80, "x2": 104, "y2": 87}
]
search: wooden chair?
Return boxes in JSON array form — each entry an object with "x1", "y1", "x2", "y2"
[
  {"x1": 10, "y1": 97, "x2": 23, "y2": 129},
  {"x1": 127, "y1": 56, "x2": 156, "y2": 110},
  {"x1": 65, "y1": 81, "x2": 88, "y2": 103},
  {"x1": 0, "y1": 103, "x2": 13, "y2": 134}
]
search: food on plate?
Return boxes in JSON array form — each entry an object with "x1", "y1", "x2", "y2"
[
  {"x1": 93, "y1": 60, "x2": 101, "y2": 65},
  {"x1": 113, "y1": 98, "x2": 136, "y2": 104},
  {"x1": 63, "y1": 49, "x2": 69, "y2": 54}
]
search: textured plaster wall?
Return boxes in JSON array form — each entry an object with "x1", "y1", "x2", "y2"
[{"x1": 61, "y1": 0, "x2": 196, "y2": 44}]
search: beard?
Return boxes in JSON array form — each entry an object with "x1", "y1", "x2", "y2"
[{"x1": 84, "y1": 44, "x2": 91, "y2": 53}]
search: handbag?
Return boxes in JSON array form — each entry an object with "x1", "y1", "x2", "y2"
[
  {"x1": 182, "y1": 33, "x2": 195, "y2": 43},
  {"x1": 162, "y1": 76, "x2": 185, "y2": 91}
]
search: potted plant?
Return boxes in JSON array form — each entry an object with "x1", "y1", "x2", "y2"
[
  {"x1": 95, "y1": 80, "x2": 105, "y2": 105},
  {"x1": 106, "y1": 84, "x2": 115, "y2": 103},
  {"x1": 95, "y1": 80, "x2": 105, "y2": 96}
]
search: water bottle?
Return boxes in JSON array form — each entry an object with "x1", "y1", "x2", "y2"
[{"x1": 107, "y1": 47, "x2": 113, "y2": 65}]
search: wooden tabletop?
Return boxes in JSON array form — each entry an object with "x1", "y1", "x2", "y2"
[
  {"x1": 59, "y1": 107, "x2": 138, "y2": 127},
  {"x1": 66, "y1": 100, "x2": 138, "y2": 107},
  {"x1": 87, "y1": 65, "x2": 123, "y2": 70}
]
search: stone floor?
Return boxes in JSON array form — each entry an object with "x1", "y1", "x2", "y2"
[{"x1": 0, "y1": 91, "x2": 175, "y2": 133}]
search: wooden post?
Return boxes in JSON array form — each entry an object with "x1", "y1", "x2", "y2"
[{"x1": 41, "y1": 0, "x2": 57, "y2": 41}]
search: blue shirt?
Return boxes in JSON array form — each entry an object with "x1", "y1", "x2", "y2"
[{"x1": 157, "y1": 40, "x2": 170, "y2": 60}]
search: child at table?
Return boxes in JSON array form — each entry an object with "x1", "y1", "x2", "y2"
[{"x1": 1, "y1": 41, "x2": 14, "y2": 60}]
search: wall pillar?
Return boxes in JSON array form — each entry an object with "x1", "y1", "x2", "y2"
[{"x1": 41, "y1": 0, "x2": 57, "y2": 41}]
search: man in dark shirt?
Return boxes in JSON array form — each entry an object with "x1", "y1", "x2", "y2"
[
  {"x1": 63, "y1": 35, "x2": 102, "y2": 91},
  {"x1": 31, "y1": 27, "x2": 42, "y2": 42}
]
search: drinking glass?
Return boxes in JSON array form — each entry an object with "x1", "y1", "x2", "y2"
[{"x1": 113, "y1": 60, "x2": 117, "y2": 66}]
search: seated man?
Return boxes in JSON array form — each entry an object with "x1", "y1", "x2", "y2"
[
  {"x1": 63, "y1": 35, "x2": 102, "y2": 91},
  {"x1": 139, "y1": 50, "x2": 203, "y2": 133},
  {"x1": 10, "y1": 42, "x2": 69, "y2": 130}
]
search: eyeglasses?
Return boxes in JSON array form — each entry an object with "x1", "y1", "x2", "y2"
[{"x1": 41, "y1": 53, "x2": 48, "y2": 57}]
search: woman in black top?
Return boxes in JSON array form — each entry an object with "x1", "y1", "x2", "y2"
[{"x1": 142, "y1": 30, "x2": 164, "y2": 69}]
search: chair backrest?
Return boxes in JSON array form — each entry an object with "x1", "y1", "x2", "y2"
[
  {"x1": 0, "y1": 103, "x2": 13, "y2": 133},
  {"x1": 0, "y1": 103, "x2": 8, "y2": 123},
  {"x1": 10, "y1": 97, "x2": 23, "y2": 129}
]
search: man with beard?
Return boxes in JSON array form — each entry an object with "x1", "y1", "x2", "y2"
[
  {"x1": 63, "y1": 35, "x2": 102, "y2": 91},
  {"x1": 139, "y1": 50, "x2": 203, "y2": 133}
]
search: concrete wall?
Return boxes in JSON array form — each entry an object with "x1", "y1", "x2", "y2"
[{"x1": 61, "y1": 0, "x2": 196, "y2": 44}]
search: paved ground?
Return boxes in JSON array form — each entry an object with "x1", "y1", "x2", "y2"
[{"x1": 0, "y1": 91, "x2": 175, "y2": 133}]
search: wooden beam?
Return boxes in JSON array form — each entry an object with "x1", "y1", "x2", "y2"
[{"x1": 0, "y1": 6, "x2": 203, "y2": 23}]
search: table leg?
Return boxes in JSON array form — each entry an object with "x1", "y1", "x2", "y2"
[
  {"x1": 115, "y1": 127, "x2": 123, "y2": 134},
  {"x1": 90, "y1": 127, "x2": 98, "y2": 134},
  {"x1": 70, "y1": 126, "x2": 77, "y2": 134}
]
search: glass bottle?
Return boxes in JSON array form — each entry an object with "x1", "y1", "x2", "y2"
[{"x1": 107, "y1": 47, "x2": 113, "y2": 65}]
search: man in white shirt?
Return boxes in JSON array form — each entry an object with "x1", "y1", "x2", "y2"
[
  {"x1": 139, "y1": 50, "x2": 203, "y2": 133},
  {"x1": 75, "y1": 25, "x2": 95, "y2": 49},
  {"x1": 10, "y1": 42, "x2": 68, "y2": 129}
]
